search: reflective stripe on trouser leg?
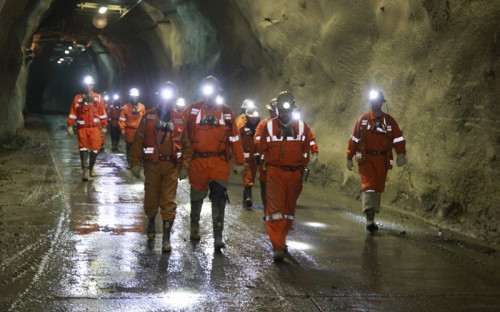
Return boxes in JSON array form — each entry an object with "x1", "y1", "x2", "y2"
[
  {"x1": 144, "y1": 162, "x2": 160, "y2": 218},
  {"x1": 265, "y1": 166, "x2": 302, "y2": 250},
  {"x1": 158, "y1": 161, "x2": 179, "y2": 221}
]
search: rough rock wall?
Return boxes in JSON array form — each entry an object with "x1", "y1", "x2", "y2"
[
  {"x1": 217, "y1": 0, "x2": 499, "y2": 243},
  {"x1": 0, "y1": 0, "x2": 54, "y2": 141}
]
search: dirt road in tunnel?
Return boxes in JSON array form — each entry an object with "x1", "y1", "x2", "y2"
[{"x1": 0, "y1": 115, "x2": 498, "y2": 311}]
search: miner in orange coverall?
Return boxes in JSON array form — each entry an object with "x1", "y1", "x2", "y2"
[
  {"x1": 67, "y1": 75, "x2": 108, "y2": 181},
  {"x1": 183, "y1": 75, "x2": 246, "y2": 249},
  {"x1": 254, "y1": 99, "x2": 278, "y2": 213},
  {"x1": 238, "y1": 106, "x2": 261, "y2": 209},
  {"x1": 235, "y1": 98, "x2": 255, "y2": 130},
  {"x1": 119, "y1": 88, "x2": 146, "y2": 167},
  {"x1": 260, "y1": 91, "x2": 318, "y2": 262},
  {"x1": 130, "y1": 81, "x2": 192, "y2": 252},
  {"x1": 346, "y1": 89, "x2": 406, "y2": 232},
  {"x1": 109, "y1": 93, "x2": 123, "y2": 152}
]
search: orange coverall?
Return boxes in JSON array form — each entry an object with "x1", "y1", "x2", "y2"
[
  {"x1": 260, "y1": 117, "x2": 314, "y2": 251},
  {"x1": 131, "y1": 107, "x2": 192, "y2": 221},
  {"x1": 67, "y1": 91, "x2": 107, "y2": 151},
  {"x1": 255, "y1": 117, "x2": 318, "y2": 182},
  {"x1": 119, "y1": 102, "x2": 146, "y2": 143},
  {"x1": 346, "y1": 110, "x2": 406, "y2": 193},
  {"x1": 183, "y1": 101, "x2": 245, "y2": 192}
]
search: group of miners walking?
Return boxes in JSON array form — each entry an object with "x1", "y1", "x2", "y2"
[{"x1": 67, "y1": 75, "x2": 406, "y2": 262}]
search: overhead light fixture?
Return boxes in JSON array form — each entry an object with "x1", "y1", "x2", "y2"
[
  {"x1": 64, "y1": 50, "x2": 69, "y2": 54},
  {"x1": 68, "y1": 46, "x2": 73, "y2": 50},
  {"x1": 98, "y1": 6, "x2": 108, "y2": 14}
]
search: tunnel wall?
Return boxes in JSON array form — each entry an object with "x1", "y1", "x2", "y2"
[
  {"x1": 192, "y1": 0, "x2": 500, "y2": 243},
  {"x1": 0, "y1": 0, "x2": 54, "y2": 141}
]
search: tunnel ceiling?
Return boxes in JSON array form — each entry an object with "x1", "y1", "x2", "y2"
[{"x1": 0, "y1": 0, "x2": 499, "y2": 246}]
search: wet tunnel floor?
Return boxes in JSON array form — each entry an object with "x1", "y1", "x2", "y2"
[{"x1": 0, "y1": 115, "x2": 498, "y2": 311}]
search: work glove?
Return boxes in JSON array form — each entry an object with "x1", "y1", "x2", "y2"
[
  {"x1": 178, "y1": 168, "x2": 189, "y2": 180},
  {"x1": 101, "y1": 127, "x2": 108, "y2": 135},
  {"x1": 131, "y1": 165, "x2": 141, "y2": 179},
  {"x1": 310, "y1": 153, "x2": 318, "y2": 166},
  {"x1": 346, "y1": 158, "x2": 354, "y2": 171},
  {"x1": 67, "y1": 126, "x2": 74, "y2": 136},
  {"x1": 253, "y1": 154, "x2": 261, "y2": 165},
  {"x1": 233, "y1": 164, "x2": 246, "y2": 175},
  {"x1": 396, "y1": 153, "x2": 407, "y2": 167}
]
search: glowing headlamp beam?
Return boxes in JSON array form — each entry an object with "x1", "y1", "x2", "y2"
[
  {"x1": 369, "y1": 90, "x2": 380, "y2": 101},
  {"x1": 202, "y1": 85, "x2": 215, "y2": 96},
  {"x1": 161, "y1": 89, "x2": 174, "y2": 100}
]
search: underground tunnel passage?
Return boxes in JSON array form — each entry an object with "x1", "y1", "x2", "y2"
[{"x1": 0, "y1": 0, "x2": 499, "y2": 311}]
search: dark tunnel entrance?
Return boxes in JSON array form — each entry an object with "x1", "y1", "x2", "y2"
[{"x1": 24, "y1": 0, "x2": 188, "y2": 114}]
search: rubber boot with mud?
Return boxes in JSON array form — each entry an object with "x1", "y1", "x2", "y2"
[
  {"x1": 162, "y1": 220, "x2": 174, "y2": 252},
  {"x1": 365, "y1": 208, "x2": 379, "y2": 233},
  {"x1": 146, "y1": 216, "x2": 156, "y2": 240},
  {"x1": 243, "y1": 186, "x2": 253, "y2": 209},
  {"x1": 190, "y1": 199, "x2": 203, "y2": 240},
  {"x1": 89, "y1": 151, "x2": 98, "y2": 177},
  {"x1": 213, "y1": 223, "x2": 225, "y2": 250},
  {"x1": 80, "y1": 150, "x2": 89, "y2": 181},
  {"x1": 273, "y1": 249, "x2": 285, "y2": 262},
  {"x1": 260, "y1": 180, "x2": 266, "y2": 220}
]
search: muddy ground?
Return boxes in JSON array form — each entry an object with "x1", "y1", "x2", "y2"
[{"x1": 0, "y1": 115, "x2": 498, "y2": 311}]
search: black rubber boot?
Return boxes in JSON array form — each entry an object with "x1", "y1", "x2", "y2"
[
  {"x1": 89, "y1": 151, "x2": 98, "y2": 177},
  {"x1": 209, "y1": 181, "x2": 227, "y2": 249},
  {"x1": 260, "y1": 181, "x2": 267, "y2": 220},
  {"x1": 260, "y1": 181, "x2": 267, "y2": 207},
  {"x1": 126, "y1": 142, "x2": 132, "y2": 168},
  {"x1": 80, "y1": 150, "x2": 89, "y2": 181},
  {"x1": 162, "y1": 220, "x2": 174, "y2": 252},
  {"x1": 243, "y1": 186, "x2": 253, "y2": 208},
  {"x1": 146, "y1": 216, "x2": 156, "y2": 240},
  {"x1": 190, "y1": 199, "x2": 203, "y2": 240},
  {"x1": 365, "y1": 208, "x2": 379, "y2": 233},
  {"x1": 213, "y1": 224, "x2": 225, "y2": 250}
]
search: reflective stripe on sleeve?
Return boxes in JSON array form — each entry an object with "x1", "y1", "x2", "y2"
[
  {"x1": 254, "y1": 136, "x2": 261, "y2": 141},
  {"x1": 243, "y1": 153, "x2": 250, "y2": 158},
  {"x1": 77, "y1": 120, "x2": 85, "y2": 125},
  {"x1": 119, "y1": 117, "x2": 126, "y2": 121},
  {"x1": 177, "y1": 152, "x2": 182, "y2": 158},
  {"x1": 100, "y1": 114, "x2": 107, "y2": 119},
  {"x1": 350, "y1": 135, "x2": 360, "y2": 143},
  {"x1": 393, "y1": 136, "x2": 405, "y2": 143},
  {"x1": 310, "y1": 141, "x2": 316, "y2": 146},
  {"x1": 229, "y1": 135, "x2": 240, "y2": 142},
  {"x1": 69, "y1": 114, "x2": 77, "y2": 119}
]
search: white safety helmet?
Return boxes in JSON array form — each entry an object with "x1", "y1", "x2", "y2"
[{"x1": 129, "y1": 88, "x2": 140, "y2": 97}]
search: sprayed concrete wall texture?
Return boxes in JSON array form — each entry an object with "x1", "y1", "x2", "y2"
[{"x1": 0, "y1": 0, "x2": 498, "y2": 245}]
